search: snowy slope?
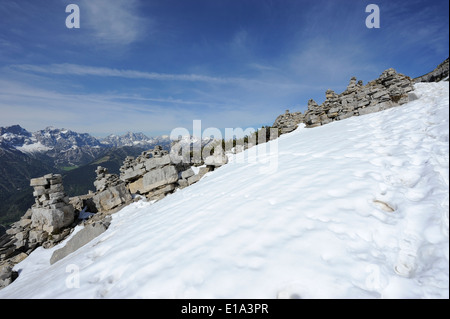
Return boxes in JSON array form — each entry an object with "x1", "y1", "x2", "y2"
[{"x1": 1, "y1": 82, "x2": 448, "y2": 299}]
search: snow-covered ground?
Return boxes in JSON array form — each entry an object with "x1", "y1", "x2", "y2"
[{"x1": 1, "y1": 82, "x2": 448, "y2": 299}]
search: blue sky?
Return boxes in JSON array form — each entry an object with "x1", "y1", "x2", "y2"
[{"x1": 0, "y1": 0, "x2": 448, "y2": 137}]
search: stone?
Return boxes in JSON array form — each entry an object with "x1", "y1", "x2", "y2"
[
  {"x1": 9, "y1": 252, "x2": 28, "y2": 264},
  {"x1": 93, "y1": 184, "x2": 132, "y2": 212},
  {"x1": 178, "y1": 179, "x2": 189, "y2": 188},
  {"x1": 181, "y1": 168, "x2": 195, "y2": 180},
  {"x1": 6, "y1": 228, "x2": 20, "y2": 236},
  {"x1": 128, "y1": 165, "x2": 178, "y2": 195},
  {"x1": 187, "y1": 174, "x2": 202, "y2": 185},
  {"x1": 50, "y1": 221, "x2": 110, "y2": 265},
  {"x1": 144, "y1": 155, "x2": 172, "y2": 171},
  {"x1": 28, "y1": 230, "x2": 48, "y2": 243},
  {"x1": 414, "y1": 58, "x2": 449, "y2": 83},
  {"x1": 31, "y1": 206, "x2": 75, "y2": 234},
  {"x1": 120, "y1": 167, "x2": 147, "y2": 183},
  {"x1": 199, "y1": 166, "x2": 212, "y2": 176},
  {"x1": 325, "y1": 89, "x2": 337, "y2": 99},
  {"x1": 49, "y1": 175, "x2": 63, "y2": 185},
  {"x1": 127, "y1": 177, "x2": 144, "y2": 194},
  {"x1": 30, "y1": 177, "x2": 48, "y2": 187},
  {"x1": 204, "y1": 154, "x2": 228, "y2": 167},
  {"x1": 147, "y1": 184, "x2": 176, "y2": 200},
  {"x1": 0, "y1": 262, "x2": 18, "y2": 289}
]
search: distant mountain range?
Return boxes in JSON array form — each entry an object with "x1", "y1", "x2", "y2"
[
  {"x1": 0, "y1": 125, "x2": 171, "y2": 168},
  {"x1": 0, "y1": 125, "x2": 171, "y2": 225}
]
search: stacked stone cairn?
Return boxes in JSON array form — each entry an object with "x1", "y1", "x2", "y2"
[
  {"x1": 120, "y1": 146, "x2": 184, "y2": 200},
  {"x1": 272, "y1": 110, "x2": 305, "y2": 135},
  {"x1": 273, "y1": 68, "x2": 415, "y2": 133},
  {"x1": 0, "y1": 174, "x2": 76, "y2": 288},
  {"x1": 92, "y1": 166, "x2": 132, "y2": 213}
]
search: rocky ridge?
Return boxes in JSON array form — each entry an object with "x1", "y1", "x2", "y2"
[
  {"x1": 273, "y1": 68, "x2": 415, "y2": 133},
  {"x1": 414, "y1": 57, "x2": 449, "y2": 83}
]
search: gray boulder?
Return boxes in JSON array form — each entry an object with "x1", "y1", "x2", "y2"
[
  {"x1": 93, "y1": 183, "x2": 132, "y2": 212},
  {"x1": 204, "y1": 154, "x2": 228, "y2": 167},
  {"x1": 31, "y1": 206, "x2": 75, "y2": 234},
  {"x1": 128, "y1": 165, "x2": 178, "y2": 194},
  {"x1": 50, "y1": 219, "x2": 111, "y2": 265}
]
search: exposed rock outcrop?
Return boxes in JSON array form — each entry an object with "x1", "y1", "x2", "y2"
[
  {"x1": 92, "y1": 167, "x2": 132, "y2": 212},
  {"x1": 0, "y1": 174, "x2": 77, "y2": 289},
  {"x1": 414, "y1": 57, "x2": 449, "y2": 83},
  {"x1": 120, "y1": 147, "x2": 183, "y2": 201},
  {"x1": 273, "y1": 68, "x2": 415, "y2": 132},
  {"x1": 50, "y1": 217, "x2": 111, "y2": 265}
]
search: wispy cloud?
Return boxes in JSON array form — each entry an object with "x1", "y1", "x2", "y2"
[
  {"x1": 79, "y1": 0, "x2": 149, "y2": 46},
  {"x1": 11, "y1": 63, "x2": 238, "y2": 84},
  {"x1": 9, "y1": 63, "x2": 318, "y2": 94}
]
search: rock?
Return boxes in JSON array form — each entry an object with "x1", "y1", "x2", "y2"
[
  {"x1": 144, "y1": 155, "x2": 172, "y2": 171},
  {"x1": 204, "y1": 154, "x2": 228, "y2": 167},
  {"x1": 28, "y1": 230, "x2": 48, "y2": 244},
  {"x1": 187, "y1": 174, "x2": 202, "y2": 185},
  {"x1": 31, "y1": 206, "x2": 75, "y2": 234},
  {"x1": 94, "y1": 166, "x2": 123, "y2": 191},
  {"x1": 120, "y1": 167, "x2": 147, "y2": 183},
  {"x1": 147, "y1": 184, "x2": 176, "y2": 200},
  {"x1": 69, "y1": 194, "x2": 98, "y2": 214},
  {"x1": 6, "y1": 227, "x2": 20, "y2": 236},
  {"x1": 0, "y1": 262, "x2": 19, "y2": 289},
  {"x1": 199, "y1": 166, "x2": 212, "y2": 176},
  {"x1": 414, "y1": 57, "x2": 449, "y2": 83},
  {"x1": 128, "y1": 165, "x2": 178, "y2": 195},
  {"x1": 177, "y1": 179, "x2": 189, "y2": 188},
  {"x1": 181, "y1": 168, "x2": 195, "y2": 180},
  {"x1": 298, "y1": 68, "x2": 415, "y2": 127},
  {"x1": 9, "y1": 252, "x2": 28, "y2": 265},
  {"x1": 30, "y1": 177, "x2": 49, "y2": 187},
  {"x1": 50, "y1": 220, "x2": 110, "y2": 265},
  {"x1": 93, "y1": 184, "x2": 132, "y2": 212}
]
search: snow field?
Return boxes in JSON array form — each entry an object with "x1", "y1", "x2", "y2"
[{"x1": 0, "y1": 82, "x2": 448, "y2": 299}]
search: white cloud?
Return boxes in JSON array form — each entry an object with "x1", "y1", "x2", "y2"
[
  {"x1": 79, "y1": 0, "x2": 148, "y2": 46},
  {"x1": 12, "y1": 63, "x2": 238, "y2": 84}
]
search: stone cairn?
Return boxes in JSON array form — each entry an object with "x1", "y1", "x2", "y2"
[
  {"x1": 94, "y1": 166, "x2": 122, "y2": 192},
  {"x1": 29, "y1": 174, "x2": 75, "y2": 234},
  {"x1": 273, "y1": 68, "x2": 415, "y2": 133},
  {"x1": 0, "y1": 174, "x2": 75, "y2": 288},
  {"x1": 92, "y1": 167, "x2": 132, "y2": 213},
  {"x1": 120, "y1": 146, "x2": 184, "y2": 201},
  {"x1": 119, "y1": 145, "x2": 228, "y2": 200}
]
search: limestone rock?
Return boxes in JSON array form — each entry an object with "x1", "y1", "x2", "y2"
[
  {"x1": 204, "y1": 154, "x2": 228, "y2": 167},
  {"x1": 414, "y1": 57, "x2": 449, "y2": 83},
  {"x1": 93, "y1": 184, "x2": 132, "y2": 212},
  {"x1": 31, "y1": 206, "x2": 75, "y2": 234},
  {"x1": 140, "y1": 165, "x2": 178, "y2": 193},
  {"x1": 50, "y1": 219, "x2": 110, "y2": 265}
]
